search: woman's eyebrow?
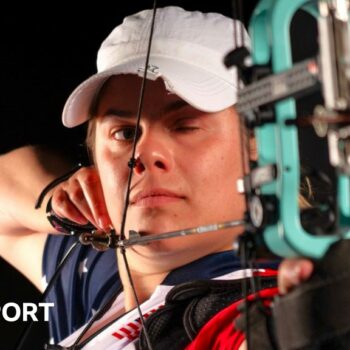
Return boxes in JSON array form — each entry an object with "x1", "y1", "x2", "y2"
[
  {"x1": 101, "y1": 100, "x2": 191, "y2": 119},
  {"x1": 102, "y1": 108, "x2": 136, "y2": 118},
  {"x1": 163, "y1": 100, "x2": 190, "y2": 114}
]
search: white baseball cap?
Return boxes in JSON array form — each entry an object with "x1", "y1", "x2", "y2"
[{"x1": 62, "y1": 6, "x2": 250, "y2": 128}]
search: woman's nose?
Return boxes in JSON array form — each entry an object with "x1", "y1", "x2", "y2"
[{"x1": 134, "y1": 131, "x2": 173, "y2": 175}]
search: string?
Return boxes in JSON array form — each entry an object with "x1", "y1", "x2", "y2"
[
  {"x1": 239, "y1": 235, "x2": 251, "y2": 350},
  {"x1": 14, "y1": 240, "x2": 80, "y2": 350},
  {"x1": 116, "y1": 1, "x2": 158, "y2": 349},
  {"x1": 69, "y1": 287, "x2": 122, "y2": 350},
  {"x1": 45, "y1": 3, "x2": 159, "y2": 349},
  {"x1": 231, "y1": 1, "x2": 258, "y2": 349}
]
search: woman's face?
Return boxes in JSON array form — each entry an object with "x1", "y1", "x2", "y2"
[{"x1": 94, "y1": 74, "x2": 246, "y2": 272}]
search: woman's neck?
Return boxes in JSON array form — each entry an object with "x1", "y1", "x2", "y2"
[{"x1": 117, "y1": 251, "x2": 169, "y2": 311}]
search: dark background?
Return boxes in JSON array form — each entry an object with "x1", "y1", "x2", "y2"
[{"x1": 0, "y1": 2, "x2": 320, "y2": 349}]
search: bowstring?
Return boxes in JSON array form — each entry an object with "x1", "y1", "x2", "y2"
[
  {"x1": 14, "y1": 240, "x2": 80, "y2": 350},
  {"x1": 234, "y1": 1, "x2": 278, "y2": 348},
  {"x1": 231, "y1": 1, "x2": 259, "y2": 349},
  {"x1": 116, "y1": 1, "x2": 158, "y2": 349},
  {"x1": 232, "y1": 0, "x2": 251, "y2": 211},
  {"x1": 69, "y1": 3, "x2": 159, "y2": 349}
]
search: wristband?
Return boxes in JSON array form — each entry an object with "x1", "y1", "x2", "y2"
[{"x1": 46, "y1": 197, "x2": 95, "y2": 235}]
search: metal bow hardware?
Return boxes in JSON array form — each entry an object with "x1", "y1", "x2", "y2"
[{"x1": 235, "y1": 0, "x2": 350, "y2": 258}]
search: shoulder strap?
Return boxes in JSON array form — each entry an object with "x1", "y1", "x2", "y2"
[{"x1": 138, "y1": 276, "x2": 277, "y2": 350}]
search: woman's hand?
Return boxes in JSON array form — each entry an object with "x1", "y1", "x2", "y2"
[
  {"x1": 277, "y1": 258, "x2": 314, "y2": 295},
  {"x1": 51, "y1": 166, "x2": 112, "y2": 232}
]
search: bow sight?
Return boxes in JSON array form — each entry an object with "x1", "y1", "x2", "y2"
[{"x1": 231, "y1": 0, "x2": 350, "y2": 258}]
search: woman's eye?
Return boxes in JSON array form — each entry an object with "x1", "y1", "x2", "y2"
[
  {"x1": 175, "y1": 125, "x2": 199, "y2": 132},
  {"x1": 113, "y1": 127, "x2": 137, "y2": 141},
  {"x1": 173, "y1": 118, "x2": 201, "y2": 133}
]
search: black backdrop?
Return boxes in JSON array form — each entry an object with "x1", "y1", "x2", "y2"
[{"x1": 0, "y1": 2, "x2": 321, "y2": 349}]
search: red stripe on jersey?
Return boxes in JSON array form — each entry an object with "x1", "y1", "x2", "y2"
[
  {"x1": 119, "y1": 327, "x2": 136, "y2": 340},
  {"x1": 112, "y1": 332, "x2": 124, "y2": 340},
  {"x1": 128, "y1": 322, "x2": 140, "y2": 331}
]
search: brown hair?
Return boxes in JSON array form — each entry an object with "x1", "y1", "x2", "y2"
[
  {"x1": 299, "y1": 172, "x2": 313, "y2": 208},
  {"x1": 85, "y1": 78, "x2": 114, "y2": 164},
  {"x1": 86, "y1": 118, "x2": 97, "y2": 162}
]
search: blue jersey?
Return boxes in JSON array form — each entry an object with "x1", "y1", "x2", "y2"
[
  {"x1": 43, "y1": 235, "x2": 120, "y2": 343},
  {"x1": 43, "y1": 234, "x2": 279, "y2": 344}
]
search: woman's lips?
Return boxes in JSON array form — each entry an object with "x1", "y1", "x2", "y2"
[{"x1": 131, "y1": 189, "x2": 184, "y2": 208}]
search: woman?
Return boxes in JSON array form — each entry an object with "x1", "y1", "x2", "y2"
[{"x1": 0, "y1": 7, "x2": 279, "y2": 349}]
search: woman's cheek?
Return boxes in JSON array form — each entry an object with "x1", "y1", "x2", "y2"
[{"x1": 96, "y1": 148, "x2": 128, "y2": 222}]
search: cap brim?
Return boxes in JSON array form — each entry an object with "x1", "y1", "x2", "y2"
[{"x1": 62, "y1": 56, "x2": 238, "y2": 128}]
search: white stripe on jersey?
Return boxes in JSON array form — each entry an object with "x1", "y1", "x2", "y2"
[{"x1": 58, "y1": 269, "x2": 270, "y2": 349}]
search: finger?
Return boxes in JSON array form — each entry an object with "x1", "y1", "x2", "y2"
[
  {"x1": 52, "y1": 188, "x2": 91, "y2": 226},
  {"x1": 64, "y1": 178, "x2": 99, "y2": 228},
  {"x1": 76, "y1": 170, "x2": 112, "y2": 231},
  {"x1": 278, "y1": 258, "x2": 314, "y2": 295}
]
